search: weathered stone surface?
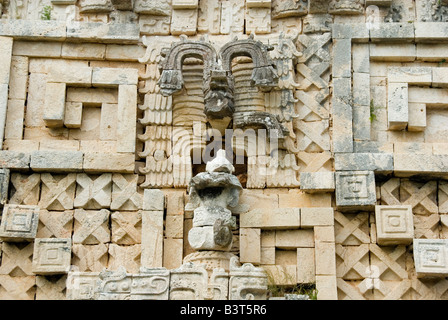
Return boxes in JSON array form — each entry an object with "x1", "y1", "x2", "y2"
[
  {"x1": 299, "y1": 172, "x2": 335, "y2": 192},
  {"x1": 0, "y1": 205, "x2": 39, "y2": 241},
  {"x1": 240, "y1": 208, "x2": 301, "y2": 229},
  {"x1": 334, "y1": 153, "x2": 394, "y2": 172},
  {"x1": 414, "y1": 239, "x2": 448, "y2": 278},
  {"x1": 335, "y1": 171, "x2": 376, "y2": 209},
  {"x1": 32, "y1": 238, "x2": 72, "y2": 275},
  {"x1": 375, "y1": 205, "x2": 414, "y2": 245},
  {"x1": 30, "y1": 151, "x2": 83, "y2": 172}
]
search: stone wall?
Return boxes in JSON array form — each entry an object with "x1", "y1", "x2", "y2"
[{"x1": 0, "y1": 0, "x2": 447, "y2": 300}]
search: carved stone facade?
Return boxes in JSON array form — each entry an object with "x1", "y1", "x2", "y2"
[{"x1": 0, "y1": 0, "x2": 448, "y2": 301}]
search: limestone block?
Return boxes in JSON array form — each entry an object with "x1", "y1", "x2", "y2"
[
  {"x1": 100, "y1": 103, "x2": 117, "y2": 141},
  {"x1": 0, "y1": 37, "x2": 13, "y2": 85},
  {"x1": 43, "y1": 82, "x2": 66, "y2": 128},
  {"x1": 5, "y1": 99, "x2": 25, "y2": 140},
  {"x1": 66, "y1": 22, "x2": 140, "y2": 44},
  {"x1": 261, "y1": 246, "x2": 275, "y2": 265},
  {"x1": 315, "y1": 275, "x2": 338, "y2": 300},
  {"x1": 332, "y1": 78, "x2": 353, "y2": 153},
  {"x1": 163, "y1": 238, "x2": 183, "y2": 270},
  {"x1": 143, "y1": 189, "x2": 164, "y2": 211},
  {"x1": 25, "y1": 73, "x2": 46, "y2": 127},
  {"x1": 417, "y1": 44, "x2": 448, "y2": 62},
  {"x1": 301, "y1": 208, "x2": 334, "y2": 228},
  {"x1": 47, "y1": 66, "x2": 92, "y2": 86},
  {"x1": 387, "y1": 82, "x2": 409, "y2": 130},
  {"x1": 240, "y1": 208, "x2": 300, "y2": 229},
  {"x1": 31, "y1": 151, "x2": 83, "y2": 172},
  {"x1": 433, "y1": 68, "x2": 448, "y2": 88},
  {"x1": 0, "y1": 150, "x2": 30, "y2": 169},
  {"x1": 141, "y1": 210, "x2": 164, "y2": 268},
  {"x1": 13, "y1": 41, "x2": 62, "y2": 58},
  {"x1": 73, "y1": 209, "x2": 111, "y2": 244},
  {"x1": 352, "y1": 43, "x2": 370, "y2": 73},
  {"x1": 375, "y1": 205, "x2": 413, "y2": 246},
  {"x1": 165, "y1": 215, "x2": 184, "y2": 239},
  {"x1": 83, "y1": 152, "x2": 135, "y2": 173},
  {"x1": 37, "y1": 210, "x2": 73, "y2": 239},
  {"x1": 408, "y1": 87, "x2": 448, "y2": 106},
  {"x1": 32, "y1": 238, "x2": 72, "y2": 275},
  {"x1": 0, "y1": 275, "x2": 36, "y2": 300},
  {"x1": 133, "y1": 0, "x2": 171, "y2": 14},
  {"x1": 0, "y1": 204, "x2": 39, "y2": 242},
  {"x1": 413, "y1": 239, "x2": 448, "y2": 278},
  {"x1": 35, "y1": 275, "x2": 67, "y2": 300},
  {"x1": 315, "y1": 241, "x2": 336, "y2": 276},
  {"x1": 111, "y1": 211, "x2": 142, "y2": 244},
  {"x1": 299, "y1": 172, "x2": 335, "y2": 193},
  {"x1": 72, "y1": 244, "x2": 109, "y2": 272},
  {"x1": 276, "y1": 229, "x2": 314, "y2": 248},
  {"x1": 394, "y1": 154, "x2": 448, "y2": 176},
  {"x1": 408, "y1": 103, "x2": 426, "y2": 132},
  {"x1": 370, "y1": 23, "x2": 415, "y2": 42},
  {"x1": 170, "y1": 9, "x2": 198, "y2": 35},
  {"x1": 108, "y1": 244, "x2": 141, "y2": 274},
  {"x1": 332, "y1": 39, "x2": 352, "y2": 78},
  {"x1": 388, "y1": 67, "x2": 432, "y2": 85},
  {"x1": 66, "y1": 271, "x2": 100, "y2": 300},
  {"x1": 0, "y1": 20, "x2": 66, "y2": 40},
  {"x1": 334, "y1": 153, "x2": 394, "y2": 172},
  {"x1": 66, "y1": 87, "x2": 118, "y2": 104},
  {"x1": 369, "y1": 43, "x2": 416, "y2": 62},
  {"x1": 240, "y1": 228, "x2": 261, "y2": 264},
  {"x1": 111, "y1": 174, "x2": 142, "y2": 210},
  {"x1": 105, "y1": 45, "x2": 146, "y2": 62},
  {"x1": 296, "y1": 247, "x2": 315, "y2": 284},
  {"x1": 415, "y1": 22, "x2": 448, "y2": 42},
  {"x1": 91, "y1": 67, "x2": 138, "y2": 87},
  {"x1": 61, "y1": 43, "x2": 106, "y2": 60},
  {"x1": 8, "y1": 56, "x2": 29, "y2": 100},
  {"x1": 335, "y1": 171, "x2": 376, "y2": 209},
  {"x1": 117, "y1": 85, "x2": 137, "y2": 153},
  {"x1": 188, "y1": 225, "x2": 232, "y2": 251},
  {"x1": 331, "y1": 23, "x2": 369, "y2": 41}
]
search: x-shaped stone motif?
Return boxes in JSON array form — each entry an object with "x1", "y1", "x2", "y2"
[
  {"x1": 293, "y1": 119, "x2": 330, "y2": 152},
  {"x1": 36, "y1": 275, "x2": 67, "y2": 300},
  {"x1": 296, "y1": 151, "x2": 333, "y2": 173},
  {"x1": 72, "y1": 244, "x2": 109, "y2": 272},
  {"x1": 37, "y1": 210, "x2": 73, "y2": 238},
  {"x1": 413, "y1": 213, "x2": 440, "y2": 239},
  {"x1": 111, "y1": 174, "x2": 142, "y2": 211},
  {"x1": 334, "y1": 211, "x2": 370, "y2": 245},
  {"x1": 108, "y1": 244, "x2": 141, "y2": 274},
  {"x1": 295, "y1": 88, "x2": 330, "y2": 120},
  {"x1": 400, "y1": 180, "x2": 438, "y2": 215},
  {"x1": 297, "y1": 33, "x2": 331, "y2": 65},
  {"x1": 0, "y1": 275, "x2": 35, "y2": 300},
  {"x1": 111, "y1": 211, "x2": 142, "y2": 245},
  {"x1": 74, "y1": 173, "x2": 112, "y2": 209},
  {"x1": 9, "y1": 173, "x2": 41, "y2": 205},
  {"x1": 336, "y1": 244, "x2": 370, "y2": 280},
  {"x1": 39, "y1": 173, "x2": 76, "y2": 210},
  {"x1": 380, "y1": 178, "x2": 400, "y2": 205},
  {"x1": 379, "y1": 279, "x2": 435, "y2": 300},
  {"x1": 73, "y1": 209, "x2": 111, "y2": 244},
  {"x1": 0, "y1": 242, "x2": 34, "y2": 276}
]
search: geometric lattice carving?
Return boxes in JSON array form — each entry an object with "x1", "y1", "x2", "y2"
[
  {"x1": 399, "y1": 180, "x2": 438, "y2": 215},
  {"x1": 111, "y1": 211, "x2": 142, "y2": 245},
  {"x1": 0, "y1": 242, "x2": 34, "y2": 276},
  {"x1": 9, "y1": 173, "x2": 41, "y2": 206},
  {"x1": 39, "y1": 173, "x2": 77, "y2": 211},
  {"x1": 74, "y1": 173, "x2": 112, "y2": 209},
  {"x1": 111, "y1": 174, "x2": 142, "y2": 211},
  {"x1": 35, "y1": 275, "x2": 67, "y2": 300},
  {"x1": 36, "y1": 210, "x2": 74, "y2": 239},
  {"x1": 73, "y1": 209, "x2": 111, "y2": 244},
  {"x1": 72, "y1": 244, "x2": 109, "y2": 272},
  {"x1": 375, "y1": 205, "x2": 414, "y2": 245},
  {"x1": 0, "y1": 275, "x2": 36, "y2": 300},
  {"x1": 334, "y1": 212, "x2": 370, "y2": 245}
]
